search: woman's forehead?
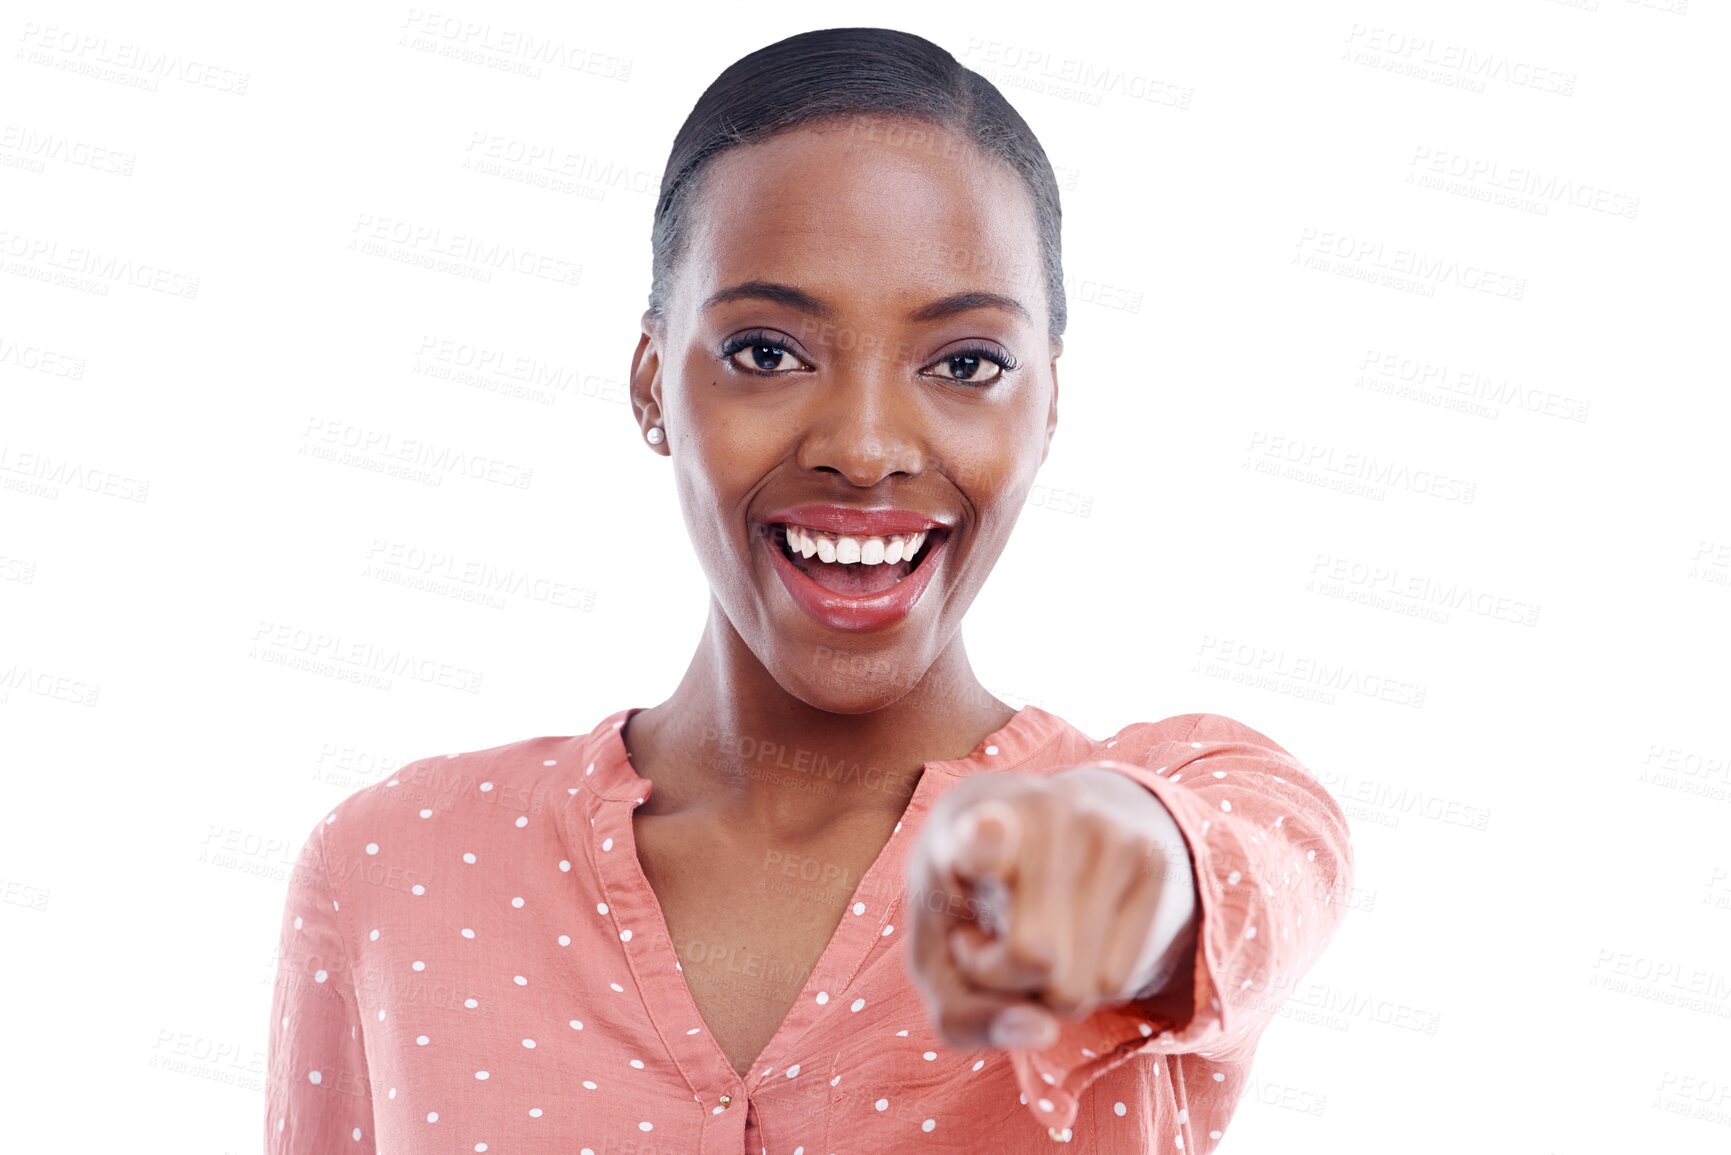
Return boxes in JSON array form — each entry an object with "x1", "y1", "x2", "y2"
[{"x1": 680, "y1": 124, "x2": 1040, "y2": 319}]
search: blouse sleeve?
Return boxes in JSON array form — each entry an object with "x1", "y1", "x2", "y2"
[
  {"x1": 1005, "y1": 712, "x2": 1356, "y2": 1137},
  {"x1": 264, "y1": 816, "x2": 377, "y2": 1152}
]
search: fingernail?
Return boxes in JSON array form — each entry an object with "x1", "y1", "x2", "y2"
[
  {"x1": 956, "y1": 805, "x2": 1009, "y2": 875},
  {"x1": 989, "y1": 1007, "x2": 1054, "y2": 1049}
]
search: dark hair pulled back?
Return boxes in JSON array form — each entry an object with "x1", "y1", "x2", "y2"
[{"x1": 647, "y1": 27, "x2": 1066, "y2": 341}]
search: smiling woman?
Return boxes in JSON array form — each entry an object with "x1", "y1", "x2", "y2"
[
  {"x1": 632, "y1": 78, "x2": 1063, "y2": 674},
  {"x1": 265, "y1": 25, "x2": 1354, "y2": 1155}
]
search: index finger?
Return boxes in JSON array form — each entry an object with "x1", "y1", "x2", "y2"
[{"x1": 951, "y1": 798, "x2": 1021, "y2": 887}]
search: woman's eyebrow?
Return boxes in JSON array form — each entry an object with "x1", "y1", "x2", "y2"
[
  {"x1": 702, "y1": 280, "x2": 1030, "y2": 325},
  {"x1": 703, "y1": 280, "x2": 834, "y2": 319},
  {"x1": 907, "y1": 291, "x2": 1031, "y2": 325}
]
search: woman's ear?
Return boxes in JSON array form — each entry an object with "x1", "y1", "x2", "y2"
[
  {"x1": 1041, "y1": 356, "x2": 1060, "y2": 467},
  {"x1": 630, "y1": 310, "x2": 668, "y2": 453}
]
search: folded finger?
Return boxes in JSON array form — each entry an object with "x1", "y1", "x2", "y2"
[
  {"x1": 950, "y1": 919, "x2": 1049, "y2": 995},
  {"x1": 1045, "y1": 819, "x2": 1139, "y2": 1017},
  {"x1": 1098, "y1": 863, "x2": 1173, "y2": 999}
]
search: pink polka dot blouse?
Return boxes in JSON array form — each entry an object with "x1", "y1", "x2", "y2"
[{"x1": 266, "y1": 704, "x2": 1354, "y2": 1153}]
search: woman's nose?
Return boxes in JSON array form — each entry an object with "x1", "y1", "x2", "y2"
[{"x1": 793, "y1": 371, "x2": 927, "y2": 486}]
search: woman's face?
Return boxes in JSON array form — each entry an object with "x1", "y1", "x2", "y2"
[{"x1": 630, "y1": 115, "x2": 1060, "y2": 712}]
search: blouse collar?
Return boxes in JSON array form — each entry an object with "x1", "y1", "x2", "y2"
[{"x1": 577, "y1": 701, "x2": 1069, "y2": 805}]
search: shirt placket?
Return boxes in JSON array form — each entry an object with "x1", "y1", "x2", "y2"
[{"x1": 584, "y1": 786, "x2": 752, "y2": 1153}]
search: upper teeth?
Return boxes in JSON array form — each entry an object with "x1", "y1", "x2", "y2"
[{"x1": 781, "y1": 525, "x2": 932, "y2": 565}]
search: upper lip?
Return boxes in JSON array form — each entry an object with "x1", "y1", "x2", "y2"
[{"x1": 761, "y1": 503, "x2": 955, "y2": 537}]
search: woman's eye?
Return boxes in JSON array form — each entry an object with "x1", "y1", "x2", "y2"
[
  {"x1": 729, "y1": 343, "x2": 808, "y2": 374},
  {"x1": 927, "y1": 352, "x2": 1006, "y2": 385},
  {"x1": 722, "y1": 338, "x2": 1010, "y2": 383}
]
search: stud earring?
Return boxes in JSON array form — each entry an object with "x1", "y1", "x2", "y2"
[{"x1": 646, "y1": 426, "x2": 664, "y2": 445}]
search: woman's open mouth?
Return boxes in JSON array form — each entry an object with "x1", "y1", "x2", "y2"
[
  {"x1": 759, "y1": 519, "x2": 952, "y2": 632},
  {"x1": 773, "y1": 523, "x2": 942, "y2": 595}
]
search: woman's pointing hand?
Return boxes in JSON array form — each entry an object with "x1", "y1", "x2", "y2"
[{"x1": 903, "y1": 766, "x2": 1199, "y2": 1051}]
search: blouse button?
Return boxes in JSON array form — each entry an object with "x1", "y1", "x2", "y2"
[
  {"x1": 717, "y1": 1094, "x2": 731, "y2": 1109},
  {"x1": 1047, "y1": 1126, "x2": 1073, "y2": 1142}
]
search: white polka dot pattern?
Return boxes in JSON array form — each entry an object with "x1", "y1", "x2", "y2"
[{"x1": 264, "y1": 706, "x2": 1352, "y2": 1153}]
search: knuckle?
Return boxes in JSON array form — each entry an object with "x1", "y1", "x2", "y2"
[
  {"x1": 1021, "y1": 790, "x2": 1061, "y2": 829},
  {"x1": 1007, "y1": 924, "x2": 1057, "y2": 973},
  {"x1": 1094, "y1": 954, "x2": 1132, "y2": 998},
  {"x1": 1084, "y1": 811, "x2": 1125, "y2": 855},
  {"x1": 1045, "y1": 978, "x2": 1085, "y2": 1016},
  {"x1": 1123, "y1": 833, "x2": 1163, "y2": 881}
]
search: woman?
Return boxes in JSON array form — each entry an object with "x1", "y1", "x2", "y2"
[{"x1": 265, "y1": 26, "x2": 1353, "y2": 1154}]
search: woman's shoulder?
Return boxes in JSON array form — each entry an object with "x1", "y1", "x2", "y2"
[
  {"x1": 295, "y1": 710, "x2": 629, "y2": 852},
  {"x1": 1100, "y1": 710, "x2": 1297, "y2": 760}
]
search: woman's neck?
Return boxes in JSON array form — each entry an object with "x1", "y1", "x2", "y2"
[{"x1": 621, "y1": 606, "x2": 1015, "y2": 837}]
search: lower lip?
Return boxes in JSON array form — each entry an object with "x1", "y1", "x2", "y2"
[{"x1": 761, "y1": 525, "x2": 950, "y2": 632}]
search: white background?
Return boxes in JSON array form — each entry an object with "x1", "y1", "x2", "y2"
[{"x1": 3, "y1": 1, "x2": 1728, "y2": 1152}]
